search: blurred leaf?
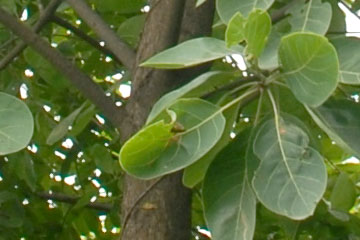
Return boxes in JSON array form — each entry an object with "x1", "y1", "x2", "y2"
[
  {"x1": 330, "y1": 172, "x2": 356, "y2": 212},
  {"x1": 0, "y1": 92, "x2": 34, "y2": 155}
]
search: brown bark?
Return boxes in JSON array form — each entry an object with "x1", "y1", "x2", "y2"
[{"x1": 120, "y1": 0, "x2": 215, "y2": 239}]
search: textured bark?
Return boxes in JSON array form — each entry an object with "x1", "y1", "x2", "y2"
[{"x1": 120, "y1": 0, "x2": 215, "y2": 239}]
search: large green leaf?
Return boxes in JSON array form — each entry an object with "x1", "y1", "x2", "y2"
[
  {"x1": 120, "y1": 98, "x2": 226, "y2": 179},
  {"x1": 258, "y1": 26, "x2": 283, "y2": 70},
  {"x1": 0, "y1": 93, "x2": 34, "y2": 155},
  {"x1": 287, "y1": 0, "x2": 332, "y2": 35},
  {"x1": 140, "y1": 38, "x2": 243, "y2": 69},
  {"x1": 311, "y1": 98, "x2": 360, "y2": 157},
  {"x1": 252, "y1": 118, "x2": 327, "y2": 220},
  {"x1": 330, "y1": 36, "x2": 360, "y2": 85},
  {"x1": 203, "y1": 132, "x2": 256, "y2": 240},
  {"x1": 278, "y1": 32, "x2": 339, "y2": 107},
  {"x1": 146, "y1": 71, "x2": 235, "y2": 124},
  {"x1": 216, "y1": 0, "x2": 274, "y2": 23},
  {"x1": 330, "y1": 172, "x2": 356, "y2": 212}
]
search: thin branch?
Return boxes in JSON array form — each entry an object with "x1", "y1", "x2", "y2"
[
  {"x1": 65, "y1": 0, "x2": 136, "y2": 71},
  {"x1": 121, "y1": 176, "x2": 167, "y2": 237},
  {"x1": 37, "y1": 192, "x2": 112, "y2": 212},
  {"x1": 0, "y1": 8, "x2": 124, "y2": 127},
  {"x1": 0, "y1": 0, "x2": 62, "y2": 70},
  {"x1": 51, "y1": 15, "x2": 122, "y2": 64}
]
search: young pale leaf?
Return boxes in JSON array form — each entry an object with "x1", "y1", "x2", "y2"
[
  {"x1": 244, "y1": 9, "x2": 271, "y2": 57},
  {"x1": 330, "y1": 172, "x2": 356, "y2": 212},
  {"x1": 140, "y1": 38, "x2": 242, "y2": 69},
  {"x1": 252, "y1": 118, "x2": 327, "y2": 220},
  {"x1": 216, "y1": 0, "x2": 274, "y2": 23},
  {"x1": 46, "y1": 105, "x2": 84, "y2": 145},
  {"x1": 279, "y1": 32, "x2": 339, "y2": 107},
  {"x1": 0, "y1": 93, "x2": 34, "y2": 155},
  {"x1": 312, "y1": 98, "x2": 360, "y2": 157},
  {"x1": 120, "y1": 98, "x2": 225, "y2": 179},
  {"x1": 203, "y1": 132, "x2": 256, "y2": 240},
  {"x1": 183, "y1": 103, "x2": 239, "y2": 188},
  {"x1": 330, "y1": 36, "x2": 360, "y2": 85},
  {"x1": 287, "y1": 0, "x2": 332, "y2": 35},
  {"x1": 225, "y1": 12, "x2": 246, "y2": 47}
]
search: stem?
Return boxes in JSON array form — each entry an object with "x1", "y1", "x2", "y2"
[
  {"x1": 180, "y1": 87, "x2": 259, "y2": 135},
  {"x1": 218, "y1": 81, "x2": 258, "y2": 105},
  {"x1": 254, "y1": 88, "x2": 264, "y2": 126}
]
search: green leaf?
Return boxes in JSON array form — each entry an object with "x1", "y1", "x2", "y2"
[
  {"x1": 88, "y1": 144, "x2": 114, "y2": 174},
  {"x1": 279, "y1": 32, "x2": 339, "y2": 107},
  {"x1": 258, "y1": 27, "x2": 283, "y2": 70},
  {"x1": 0, "y1": 92, "x2": 34, "y2": 155},
  {"x1": 330, "y1": 172, "x2": 356, "y2": 212},
  {"x1": 216, "y1": 0, "x2": 274, "y2": 23},
  {"x1": 120, "y1": 98, "x2": 226, "y2": 179},
  {"x1": 203, "y1": 132, "x2": 256, "y2": 240},
  {"x1": 24, "y1": 48, "x2": 69, "y2": 90},
  {"x1": 140, "y1": 38, "x2": 243, "y2": 69},
  {"x1": 146, "y1": 71, "x2": 234, "y2": 124},
  {"x1": 90, "y1": 0, "x2": 146, "y2": 13},
  {"x1": 0, "y1": 191, "x2": 24, "y2": 228},
  {"x1": 330, "y1": 36, "x2": 360, "y2": 85},
  {"x1": 225, "y1": 12, "x2": 246, "y2": 47},
  {"x1": 287, "y1": 0, "x2": 332, "y2": 35},
  {"x1": 311, "y1": 98, "x2": 360, "y2": 157},
  {"x1": 182, "y1": 103, "x2": 239, "y2": 188},
  {"x1": 46, "y1": 105, "x2": 84, "y2": 145},
  {"x1": 243, "y1": 9, "x2": 272, "y2": 57},
  {"x1": 252, "y1": 118, "x2": 327, "y2": 220},
  {"x1": 117, "y1": 15, "x2": 145, "y2": 48}
]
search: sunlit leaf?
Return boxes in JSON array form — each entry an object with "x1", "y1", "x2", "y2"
[
  {"x1": 120, "y1": 98, "x2": 225, "y2": 179},
  {"x1": 0, "y1": 92, "x2": 34, "y2": 155},
  {"x1": 141, "y1": 38, "x2": 243, "y2": 69},
  {"x1": 225, "y1": 12, "x2": 246, "y2": 47},
  {"x1": 252, "y1": 118, "x2": 327, "y2": 220},
  {"x1": 279, "y1": 32, "x2": 339, "y2": 107}
]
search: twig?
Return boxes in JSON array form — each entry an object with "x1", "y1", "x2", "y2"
[
  {"x1": 65, "y1": 0, "x2": 136, "y2": 71},
  {"x1": 0, "y1": 0, "x2": 62, "y2": 70},
  {"x1": 37, "y1": 192, "x2": 112, "y2": 211},
  {"x1": 0, "y1": 8, "x2": 124, "y2": 127},
  {"x1": 121, "y1": 176, "x2": 167, "y2": 238},
  {"x1": 340, "y1": 1, "x2": 360, "y2": 21},
  {"x1": 51, "y1": 15, "x2": 123, "y2": 64}
]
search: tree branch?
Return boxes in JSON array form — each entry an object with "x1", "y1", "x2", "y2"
[
  {"x1": 0, "y1": 0, "x2": 62, "y2": 70},
  {"x1": 37, "y1": 192, "x2": 112, "y2": 212},
  {"x1": 51, "y1": 15, "x2": 122, "y2": 64},
  {"x1": 65, "y1": 0, "x2": 136, "y2": 71},
  {"x1": 0, "y1": 8, "x2": 124, "y2": 127}
]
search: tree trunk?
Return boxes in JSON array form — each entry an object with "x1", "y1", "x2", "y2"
[{"x1": 120, "y1": 1, "x2": 215, "y2": 239}]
